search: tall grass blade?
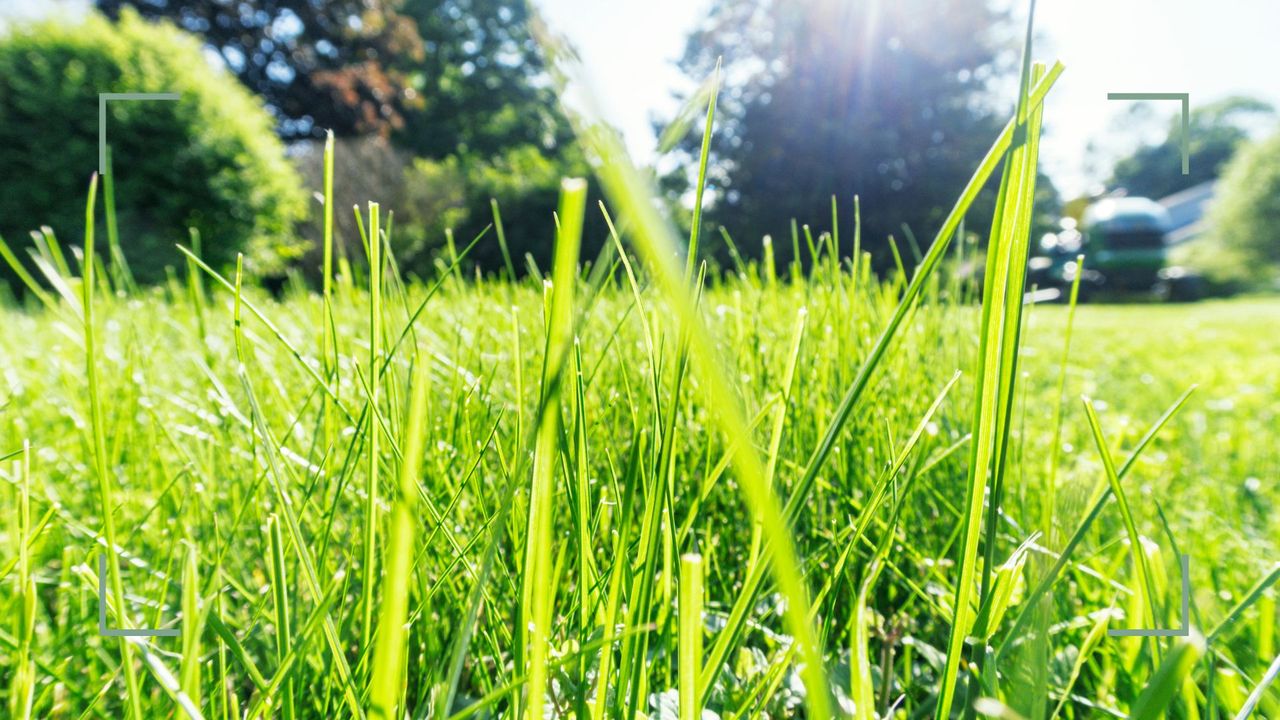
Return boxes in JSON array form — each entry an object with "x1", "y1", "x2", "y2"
[
  {"x1": 520, "y1": 177, "x2": 588, "y2": 718},
  {"x1": 10, "y1": 440, "x2": 35, "y2": 720},
  {"x1": 321, "y1": 130, "x2": 337, "y2": 468},
  {"x1": 369, "y1": 357, "x2": 431, "y2": 719},
  {"x1": 937, "y1": 59, "x2": 1049, "y2": 720},
  {"x1": 179, "y1": 541, "x2": 202, "y2": 714},
  {"x1": 1082, "y1": 398, "x2": 1161, "y2": 635},
  {"x1": 1130, "y1": 632, "x2": 1205, "y2": 720},
  {"x1": 536, "y1": 33, "x2": 840, "y2": 717},
  {"x1": 267, "y1": 515, "x2": 295, "y2": 720},
  {"x1": 361, "y1": 201, "x2": 383, "y2": 655},
  {"x1": 685, "y1": 59, "x2": 719, "y2": 279},
  {"x1": 81, "y1": 172, "x2": 146, "y2": 719},
  {"x1": 101, "y1": 146, "x2": 137, "y2": 293},
  {"x1": 679, "y1": 553, "x2": 704, "y2": 720}
]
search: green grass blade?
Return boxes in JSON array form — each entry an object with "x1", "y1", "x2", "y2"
[
  {"x1": 490, "y1": 198, "x2": 517, "y2": 282},
  {"x1": 1049, "y1": 609, "x2": 1114, "y2": 719},
  {"x1": 937, "y1": 59, "x2": 1050, "y2": 720},
  {"x1": 540, "y1": 46, "x2": 838, "y2": 716},
  {"x1": 321, "y1": 130, "x2": 337, "y2": 470},
  {"x1": 361, "y1": 201, "x2": 383, "y2": 656},
  {"x1": 685, "y1": 59, "x2": 719, "y2": 280},
  {"x1": 267, "y1": 516, "x2": 295, "y2": 720},
  {"x1": 81, "y1": 172, "x2": 146, "y2": 720},
  {"x1": 179, "y1": 541, "x2": 202, "y2": 714},
  {"x1": 1082, "y1": 397, "x2": 1162, "y2": 635},
  {"x1": 521, "y1": 177, "x2": 587, "y2": 718},
  {"x1": 679, "y1": 553, "x2": 704, "y2": 720},
  {"x1": 369, "y1": 356, "x2": 431, "y2": 719},
  {"x1": 1130, "y1": 632, "x2": 1205, "y2": 720}
]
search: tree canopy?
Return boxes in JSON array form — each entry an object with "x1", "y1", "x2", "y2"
[
  {"x1": 669, "y1": 0, "x2": 1018, "y2": 267},
  {"x1": 1198, "y1": 126, "x2": 1280, "y2": 285},
  {"x1": 387, "y1": 0, "x2": 589, "y2": 275},
  {"x1": 392, "y1": 0, "x2": 574, "y2": 160},
  {"x1": 0, "y1": 9, "x2": 305, "y2": 287},
  {"x1": 95, "y1": 0, "x2": 583, "y2": 276},
  {"x1": 96, "y1": 0, "x2": 426, "y2": 139},
  {"x1": 1109, "y1": 96, "x2": 1275, "y2": 200}
]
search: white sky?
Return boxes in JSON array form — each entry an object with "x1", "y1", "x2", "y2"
[
  {"x1": 6, "y1": 0, "x2": 1279, "y2": 198},
  {"x1": 1034, "y1": 0, "x2": 1280, "y2": 196}
]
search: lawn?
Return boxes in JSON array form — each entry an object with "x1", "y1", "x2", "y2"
[{"x1": 1, "y1": 248, "x2": 1276, "y2": 717}]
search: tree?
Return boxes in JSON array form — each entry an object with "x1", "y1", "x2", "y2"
[
  {"x1": 0, "y1": 10, "x2": 306, "y2": 288},
  {"x1": 387, "y1": 0, "x2": 588, "y2": 275},
  {"x1": 669, "y1": 0, "x2": 1016, "y2": 269},
  {"x1": 96, "y1": 0, "x2": 425, "y2": 139},
  {"x1": 1197, "y1": 127, "x2": 1280, "y2": 285},
  {"x1": 98, "y1": 0, "x2": 585, "y2": 275},
  {"x1": 392, "y1": 0, "x2": 574, "y2": 160},
  {"x1": 1109, "y1": 96, "x2": 1275, "y2": 200}
]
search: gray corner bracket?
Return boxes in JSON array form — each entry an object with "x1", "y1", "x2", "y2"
[
  {"x1": 1108, "y1": 553, "x2": 1191, "y2": 638},
  {"x1": 98, "y1": 92, "x2": 180, "y2": 175},
  {"x1": 98, "y1": 554, "x2": 180, "y2": 637},
  {"x1": 1106, "y1": 92, "x2": 1191, "y2": 175}
]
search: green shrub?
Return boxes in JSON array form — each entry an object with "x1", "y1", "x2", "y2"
[
  {"x1": 0, "y1": 9, "x2": 306, "y2": 287},
  {"x1": 398, "y1": 154, "x2": 470, "y2": 262},
  {"x1": 291, "y1": 135, "x2": 410, "y2": 282},
  {"x1": 397, "y1": 145, "x2": 603, "y2": 277},
  {"x1": 1199, "y1": 129, "x2": 1280, "y2": 286}
]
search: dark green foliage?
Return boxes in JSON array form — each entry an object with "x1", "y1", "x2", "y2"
[
  {"x1": 393, "y1": 0, "x2": 574, "y2": 160},
  {"x1": 102, "y1": 0, "x2": 585, "y2": 276},
  {"x1": 398, "y1": 146, "x2": 605, "y2": 277},
  {"x1": 96, "y1": 0, "x2": 425, "y2": 139},
  {"x1": 668, "y1": 0, "x2": 1020, "y2": 269},
  {"x1": 388, "y1": 0, "x2": 586, "y2": 276},
  {"x1": 0, "y1": 10, "x2": 306, "y2": 287},
  {"x1": 1109, "y1": 96, "x2": 1275, "y2": 200}
]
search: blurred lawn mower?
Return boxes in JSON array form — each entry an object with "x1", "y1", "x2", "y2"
[{"x1": 1028, "y1": 196, "x2": 1204, "y2": 302}]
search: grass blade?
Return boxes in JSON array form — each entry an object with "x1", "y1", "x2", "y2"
[
  {"x1": 1130, "y1": 632, "x2": 1205, "y2": 720},
  {"x1": 361, "y1": 201, "x2": 383, "y2": 655},
  {"x1": 81, "y1": 172, "x2": 146, "y2": 719},
  {"x1": 937, "y1": 59, "x2": 1049, "y2": 720},
  {"x1": 266, "y1": 516, "x2": 295, "y2": 720},
  {"x1": 369, "y1": 356, "x2": 431, "y2": 719},
  {"x1": 679, "y1": 553, "x2": 704, "y2": 720},
  {"x1": 520, "y1": 177, "x2": 588, "y2": 718}
]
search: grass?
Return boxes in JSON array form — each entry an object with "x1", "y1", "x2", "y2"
[
  {"x1": 3, "y1": 201, "x2": 1278, "y2": 719},
  {"x1": 1, "y1": 22, "x2": 1279, "y2": 720}
]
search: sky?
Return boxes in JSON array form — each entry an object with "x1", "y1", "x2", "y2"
[
  {"x1": 1033, "y1": 0, "x2": 1280, "y2": 196},
  {"x1": 537, "y1": 0, "x2": 1280, "y2": 198},
  {"x1": 5, "y1": 0, "x2": 1279, "y2": 198}
]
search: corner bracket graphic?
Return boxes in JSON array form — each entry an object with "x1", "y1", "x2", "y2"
[
  {"x1": 98, "y1": 554, "x2": 180, "y2": 638},
  {"x1": 1108, "y1": 553, "x2": 1191, "y2": 638},
  {"x1": 1106, "y1": 92, "x2": 1191, "y2": 175},
  {"x1": 98, "y1": 92, "x2": 180, "y2": 174}
]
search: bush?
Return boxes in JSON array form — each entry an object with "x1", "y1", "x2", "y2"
[
  {"x1": 291, "y1": 139, "x2": 593, "y2": 281},
  {"x1": 398, "y1": 154, "x2": 470, "y2": 263},
  {"x1": 396, "y1": 145, "x2": 604, "y2": 277},
  {"x1": 291, "y1": 135, "x2": 410, "y2": 281},
  {"x1": 1199, "y1": 129, "x2": 1280, "y2": 287},
  {"x1": 0, "y1": 9, "x2": 306, "y2": 287}
]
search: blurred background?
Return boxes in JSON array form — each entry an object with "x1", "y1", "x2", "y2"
[{"x1": 1, "y1": 0, "x2": 1277, "y2": 296}]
